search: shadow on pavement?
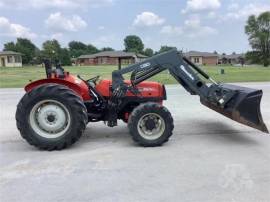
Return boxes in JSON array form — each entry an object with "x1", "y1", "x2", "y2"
[
  {"x1": 4, "y1": 121, "x2": 261, "y2": 152},
  {"x1": 81, "y1": 120, "x2": 261, "y2": 147},
  {"x1": 190, "y1": 120, "x2": 261, "y2": 146},
  {"x1": 83, "y1": 125, "x2": 129, "y2": 140}
]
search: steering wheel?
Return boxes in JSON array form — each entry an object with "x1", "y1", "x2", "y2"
[{"x1": 87, "y1": 75, "x2": 100, "y2": 85}]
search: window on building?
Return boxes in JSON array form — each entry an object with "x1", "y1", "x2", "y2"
[
  {"x1": 121, "y1": 58, "x2": 132, "y2": 65},
  {"x1": 14, "y1": 56, "x2": 21, "y2": 63},
  {"x1": 100, "y1": 57, "x2": 107, "y2": 64},
  {"x1": 7, "y1": 56, "x2": 13, "y2": 63},
  {"x1": 194, "y1": 57, "x2": 200, "y2": 63}
]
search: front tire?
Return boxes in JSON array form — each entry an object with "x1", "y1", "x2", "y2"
[
  {"x1": 128, "y1": 102, "x2": 174, "y2": 147},
  {"x1": 16, "y1": 84, "x2": 88, "y2": 151}
]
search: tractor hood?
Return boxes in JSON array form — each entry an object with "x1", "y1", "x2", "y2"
[{"x1": 95, "y1": 79, "x2": 166, "y2": 99}]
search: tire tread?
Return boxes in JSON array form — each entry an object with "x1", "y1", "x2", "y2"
[
  {"x1": 16, "y1": 84, "x2": 87, "y2": 151},
  {"x1": 128, "y1": 102, "x2": 174, "y2": 147}
]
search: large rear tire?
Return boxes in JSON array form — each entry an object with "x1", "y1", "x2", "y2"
[
  {"x1": 128, "y1": 102, "x2": 174, "y2": 147},
  {"x1": 16, "y1": 84, "x2": 88, "y2": 151}
]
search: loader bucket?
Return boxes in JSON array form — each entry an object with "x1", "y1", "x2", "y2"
[{"x1": 201, "y1": 84, "x2": 269, "y2": 133}]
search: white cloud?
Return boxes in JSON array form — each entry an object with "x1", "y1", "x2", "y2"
[
  {"x1": 207, "y1": 11, "x2": 217, "y2": 19},
  {"x1": 184, "y1": 15, "x2": 217, "y2": 37},
  {"x1": 45, "y1": 12, "x2": 87, "y2": 32},
  {"x1": 98, "y1": 26, "x2": 105, "y2": 30},
  {"x1": 40, "y1": 32, "x2": 64, "y2": 40},
  {"x1": 51, "y1": 33, "x2": 63, "y2": 39},
  {"x1": 184, "y1": 17, "x2": 201, "y2": 28},
  {"x1": 133, "y1": 12, "x2": 165, "y2": 27},
  {"x1": 160, "y1": 25, "x2": 183, "y2": 36},
  {"x1": 182, "y1": 0, "x2": 221, "y2": 13},
  {"x1": 0, "y1": 17, "x2": 37, "y2": 38},
  {"x1": 160, "y1": 15, "x2": 217, "y2": 38},
  {"x1": 191, "y1": 25, "x2": 217, "y2": 37},
  {"x1": 227, "y1": 3, "x2": 239, "y2": 11},
  {"x1": 0, "y1": 0, "x2": 113, "y2": 10},
  {"x1": 223, "y1": 3, "x2": 270, "y2": 20},
  {"x1": 94, "y1": 35, "x2": 116, "y2": 47}
]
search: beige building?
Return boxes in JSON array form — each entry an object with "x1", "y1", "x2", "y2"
[
  {"x1": 0, "y1": 51, "x2": 22, "y2": 67},
  {"x1": 77, "y1": 51, "x2": 147, "y2": 66},
  {"x1": 184, "y1": 51, "x2": 219, "y2": 65},
  {"x1": 218, "y1": 53, "x2": 245, "y2": 65}
]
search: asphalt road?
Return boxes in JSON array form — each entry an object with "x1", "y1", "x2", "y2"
[{"x1": 0, "y1": 83, "x2": 270, "y2": 202}]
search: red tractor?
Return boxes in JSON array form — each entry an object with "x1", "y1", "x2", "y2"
[{"x1": 16, "y1": 50, "x2": 268, "y2": 150}]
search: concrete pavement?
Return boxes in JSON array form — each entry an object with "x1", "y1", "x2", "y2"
[{"x1": 0, "y1": 83, "x2": 270, "y2": 202}]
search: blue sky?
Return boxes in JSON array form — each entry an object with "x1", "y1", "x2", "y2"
[{"x1": 0, "y1": 0, "x2": 269, "y2": 54}]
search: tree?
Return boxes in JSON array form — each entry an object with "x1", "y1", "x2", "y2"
[
  {"x1": 245, "y1": 11, "x2": 270, "y2": 66},
  {"x1": 4, "y1": 38, "x2": 38, "y2": 64},
  {"x1": 124, "y1": 35, "x2": 144, "y2": 53},
  {"x1": 68, "y1": 41, "x2": 88, "y2": 50},
  {"x1": 68, "y1": 41, "x2": 99, "y2": 57},
  {"x1": 41, "y1": 40, "x2": 62, "y2": 62},
  {"x1": 101, "y1": 47, "x2": 114, "y2": 51},
  {"x1": 68, "y1": 41, "x2": 88, "y2": 58},
  {"x1": 32, "y1": 49, "x2": 43, "y2": 65},
  {"x1": 157, "y1": 46, "x2": 176, "y2": 54},
  {"x1": 245, "y1": 51, "x2": 261, "y2": 64},
  {"x1": 60, "y1": 48, "x2": 71, "y2": 66},
  {"x1": 69, "y1": 49, "x2": 86, "y2": 59},
  {"x1": 87, "y1": 44, "x2": 99, "y2": 54},
  {"x1": 42, "y1": 40, "x2": 72, "y2": 65},
  {"x1": 16, "y1": 38, "x2": 38, "y2": 64},
  {"x1": 4, "y1": 42, "x2": 17, "y2": 51},
  {"x1": 143, "y1": 48, "x2": 154, "y2": 57}
]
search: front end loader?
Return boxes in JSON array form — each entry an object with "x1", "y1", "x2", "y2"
[{"x1": 16, "y1": 50, "x2": 268, "y2": 150}]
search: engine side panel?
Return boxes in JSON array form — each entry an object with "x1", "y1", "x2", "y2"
[
  {"x1": 25, "y1": 74, "x2": 92, "y2": 101},
  {"x1": 95, "y1": 79, "x2": 166, "y2": 99}
]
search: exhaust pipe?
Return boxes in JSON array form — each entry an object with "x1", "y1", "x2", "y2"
[{"x1": 201, "y1": 84, "x2": 269, "y2": 133}]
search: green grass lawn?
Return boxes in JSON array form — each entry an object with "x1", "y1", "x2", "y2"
[{"x1": 0, "y1": 65, "x2": 269, "y2": 88}]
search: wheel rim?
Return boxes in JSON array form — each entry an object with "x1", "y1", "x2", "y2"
[
  {"x1": 29, "y1": 100, "x2": 71, "y2": 139},
  {"x1": 137, "y1": 113, "x2": 166, "y2": 140}
]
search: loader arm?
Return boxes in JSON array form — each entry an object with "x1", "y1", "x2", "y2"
[
  {"x1": 112, "y1": 49, "x2": 268, "y2": 133},
  {"x1": 113, "y1": 50, "x2": 234, "y2": 108}
]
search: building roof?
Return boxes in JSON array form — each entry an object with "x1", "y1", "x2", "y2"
[
  {"x1": 184, "y1": 51, "x2": 218, "y2": 57},
  {"x1": 219, "y1": 53, "x2": 245, "y2": 59},
  {"x1": 78, "y1": 51, "x2": 147, "y2": 59},
  {"x1": 0, "y1": 51, "x2": 22, "y2": 56}
]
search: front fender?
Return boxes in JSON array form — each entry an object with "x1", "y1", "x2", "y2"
[{"x1": 25, "y1": 77, "x2": 91, "y2": 101}]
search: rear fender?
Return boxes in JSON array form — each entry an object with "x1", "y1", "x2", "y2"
[{"x1": 25, "y1": 78, "x2": 92, "y2": 101}]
